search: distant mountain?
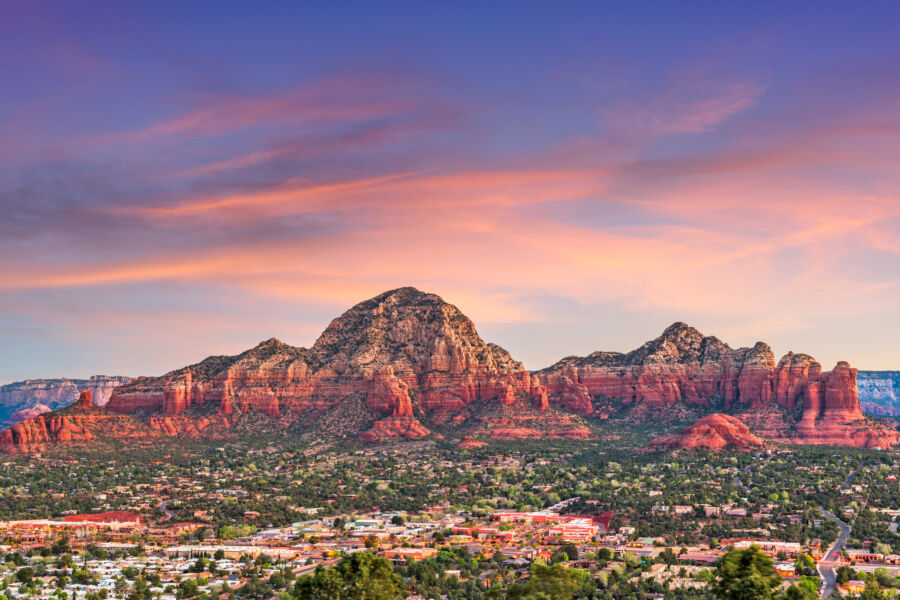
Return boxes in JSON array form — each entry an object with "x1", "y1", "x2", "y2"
[
  {"x1": 2, "y1": 288, "x2": 896, "y2": 454},
  {"x1": 0, "y1": 376, "x2": 132, "y2": 426},
  {"x1": 858, "y1": 371, "x2": 900, "y2": 417}
]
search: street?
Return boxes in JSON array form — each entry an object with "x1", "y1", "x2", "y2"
[{"x1": 818, "y1": 507, "x2": 852, "y2": 598}]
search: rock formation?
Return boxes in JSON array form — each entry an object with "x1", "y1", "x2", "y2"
[
  {"x1": 106, "y1": 288, "x2": 540, "y2": 442},
  {"x1": 534, "y1": 322, "x2": 899, "y2": 447},
  {"x1": 0, "y1": 390, "x2": 160, "y2": 454},
  {"x1": 649, "y1": 413, "x2": 764, "y2": 451},
  {"x1": 0, "y1": 376, "x2": 131, "y2": 426},
  {"x1": 3, "y1": 289, "x2": 897, "y2": 453}
]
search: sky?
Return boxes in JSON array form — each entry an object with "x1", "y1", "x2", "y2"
[{"x1": 2, "y1": 1, "x2": 900, "y2": 383}]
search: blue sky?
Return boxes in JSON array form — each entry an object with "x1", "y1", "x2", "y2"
[{"x1": 2, "y1": 1, "x2": 900, "y2": 381}]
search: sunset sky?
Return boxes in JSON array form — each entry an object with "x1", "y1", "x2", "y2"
[{"x1": 3, "y1": 2, "x2": 900, "y2": 382}]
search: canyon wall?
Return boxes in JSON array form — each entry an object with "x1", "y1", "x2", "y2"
[{"x1": 858, "y1": 371, "x2": 900, "y2": 416}]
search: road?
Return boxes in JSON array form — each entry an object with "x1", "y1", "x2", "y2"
[
  {"x1": 816, "y1": 462, "x2": 864, "y2": 597},
  {"x1": 818, "y1": 507, "x2": 851, "y2": 598},
  {"x1": 159, "y1": 499, "x2": 177, "y2": 521}
]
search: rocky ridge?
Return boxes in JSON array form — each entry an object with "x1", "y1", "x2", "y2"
[
  {"x1": 2, "y1": 288, "x2": 897, "y2": 453},
  {"x1": 533, "y1": 323, "x2": 898, "y2": 448},
  {"x1": 0, "y1": 391, "x2": 161, "y2": 454},
  {"x1": 106, "y1": 288, "x2": 546, "y2": 443},
  {"x1": 0, "y1": 376, "x2": 131, "y2": 426}
]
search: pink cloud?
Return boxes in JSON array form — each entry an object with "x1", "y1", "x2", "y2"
[{"x1": 103, "y1": 77, "x2": 421, "y2": 143}]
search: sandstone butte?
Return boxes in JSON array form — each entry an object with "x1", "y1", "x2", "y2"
[
  {"x1": 2, "y1": 287, "x2": 897, "y2": 453},
  {"x1": 649, "y1": 413, "x2": 765, "y2": 451}
]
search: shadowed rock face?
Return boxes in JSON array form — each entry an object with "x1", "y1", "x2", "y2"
[
  {"x1": 858, "y1": 371, "x2": 900, "y2": 416},
  {"x1": 4, "y1": 288, "x2": 897, "y2": 453},
  {"x1": 649, "y1": 413, "x2": 764, "y2": 451}
]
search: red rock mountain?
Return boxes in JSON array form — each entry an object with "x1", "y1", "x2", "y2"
[
  {"x1": 649, "y1": 413, "x2": 765, "y2": 451},
  {"x1": 534, "y1": 322, "x2": 899, "y2": 448},
  {"x1": 2, "y1": 289, "x2": 896, "y2": 453},
  {"x1": 0, "y1": 390, "x2": 161, "y2": 454},
  {"x1": 105, "y1": 287, "x2": 562, "y2": 443}
]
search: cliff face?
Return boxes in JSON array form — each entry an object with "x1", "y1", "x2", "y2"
[
  {"x1": 0, "y1": 376, "x2": 131, "y2": 425},
  {"x1": 535, "y1": 324, "x2": 811, "y2": 413},
  {"x1": 0, "y1": 391, "x2": 159, "y2": 454},
  {"x1": 533, "y1": 323, "x2": 897, "y2": 447},
  {"x1": 107, "y1": 288, "x2": 537, "y2": 442},
  {"x1": 858, "y1": 371, "x2": 900, "y2": 416},
  {"x1": 649, "y1": 413, "x2": 764, "y2": 451}
]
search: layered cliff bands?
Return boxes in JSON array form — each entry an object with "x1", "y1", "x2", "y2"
[
  {"x1": 858, "y1": 371, "x2": 900, "y2": 416},
  {"x1": 534, "y1": 323, "x2": 897, "y2": 448},
  {"x1": 2, "y1": 288, "x2": 896, "y2": 453},
  {"x1": 0, "y1": 376, "x2": 131, "y2": 425},
  {"x1": 0, "y1": 391, "x2": 159, "y2": 454}
]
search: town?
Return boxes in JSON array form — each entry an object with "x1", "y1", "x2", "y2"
[{"x1": 1, "y1": 440, "x2": 900, "y2": 599}]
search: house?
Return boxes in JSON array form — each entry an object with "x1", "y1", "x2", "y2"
[
  {"x1": 775, "y1": 564, "x2": 796, "y2": 577},
  {"x1": 381, "y1": 548, "x2": 436, "y2": 562},
  {"x1": 730, "y1": 540, "x2": 802, "y2": 556},
  {"x1": 546, "y1": 519, "x2": 598, "y2": 542},
  {"x1": 840, "y1": 580, "x2": 866, "y2": 594}
]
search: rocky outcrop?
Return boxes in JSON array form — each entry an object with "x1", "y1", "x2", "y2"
[
  {"x1": 534, "y1": 323, "x2": 785, "y2": 412},
  {"x1": 649, "y1": 413, "x2": 765, "y2": 451},
  {"x1": 0, "y1": 390, "x2": 158, "y2": 454},
  {"x1": 0, "y1": 375, "x2": 132, "y2": 432}
]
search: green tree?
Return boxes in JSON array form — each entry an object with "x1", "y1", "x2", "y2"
[
  {"x1": 507, "y1": 561, "x2": 587, "y2": 600},
  {"x1": 51, "y1": 537, "x2": 71, "y2": 555},
  {"x1": 873, "y1": 567, "x2": 893, "y2": 588},
  {"x1": 782, "y1": 582, "x2": 817, "y2": 600},
  {"x1": 293, "y1": 552, "x2": 403, "y2": 600},
  {"x1": 836, "y1": 565, "x2": 855, "y2": 585},
  {"x1": 712, "y1": 545, "x2": 782, "y2": 600},
  {"x1": 177, "y1": 579, "x2": 199, "y2": 600},
  {"x1": 15, "y1": 568, "x2": 34, "y2": 584},
  {"x1": 861, "y1": 577, "x2": 888, "y2": 600}
]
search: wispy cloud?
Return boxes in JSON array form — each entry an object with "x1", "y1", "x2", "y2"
[{"x1": 599, "y1": 78, "x2": 769, "y2": 137}]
